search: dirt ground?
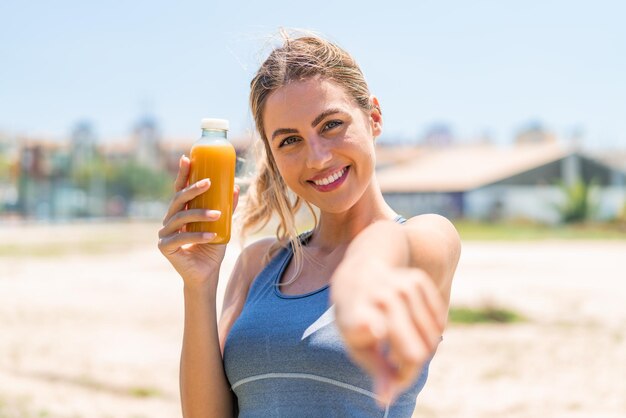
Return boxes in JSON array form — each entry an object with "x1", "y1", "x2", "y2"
[{"x1": 0, "y1": 222, "x2": 625, "y2": 417}]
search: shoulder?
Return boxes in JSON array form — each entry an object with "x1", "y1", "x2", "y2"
[
  {"x1": 404, "y1": 213, "x2": 461, "y2": 262},
  {"x1": 403, "y1": 214, "x2": 461, "y2": 300},
  {"x1": 404, "y1": 214, "x2": 460, "y2": 246},
  {"x1": 230, "y1": 236, "x2": 278, "y2": 288}
]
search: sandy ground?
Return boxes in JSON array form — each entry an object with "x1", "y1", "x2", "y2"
[{"x1": 0, "y1": 222, "x2": 625, "y2": 417}]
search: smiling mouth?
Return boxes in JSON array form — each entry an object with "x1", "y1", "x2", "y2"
[
  {"x1": 310, "y1": 167, "x2": 348, "y2": 186},
  {"x1": 307, "y1": 166, "x2": 350, "y2": 191}
]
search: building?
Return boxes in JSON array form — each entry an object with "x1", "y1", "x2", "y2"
[
  {"x1": 15, "y1": 137, "x2": 82, "y2": 219},
  {"x1": 376, "y1": 142, "x2": 626, "y2": 223},
  {"x1": 133, "y1": 116, "x2": 162, "y2": 170},
  {"x1": 6, "y1": 126, "x2": 256, "y2": 220},
  {"x1": 70, "y1": 120, "x2": 98, "y2": 164}
]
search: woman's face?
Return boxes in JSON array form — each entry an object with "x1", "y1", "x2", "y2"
[{"x1": 262, "y1": 77, "x2": 382, "y2": 213}]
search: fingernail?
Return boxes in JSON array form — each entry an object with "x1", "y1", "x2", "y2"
[
  {"x1": 206, "y1": 210, "x2": 221, "y2": 218},
  {"x1": 202, "y1": 232, "x2": 216, "y2": 240},
  {"x1": 388, "y1": 385, "x2": 398, "y2": 404},
  {"x1": 375, "y1": 391, "x2": 388, "y2": 408},
  {"x1": 197, "y1": 178, "x2": 210, "y2": 187},
  {"x1": 374, "y1": 376, "x2": 391, "y2": 407}
]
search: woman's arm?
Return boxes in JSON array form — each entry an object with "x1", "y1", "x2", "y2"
[
  {"x1": 180, "y1": 236, "x2": 276, "y2": 418},
  {"x1": 180, "y1": 276, "x2": 234, "y2": 418},
  {"x1": 330, "y1": 214, "x2": 461, "y2": 404},
  {"x1": 158, "y1": 154, "x2": 241, "y2": 417}
]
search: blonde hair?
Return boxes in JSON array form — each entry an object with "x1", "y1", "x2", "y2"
[{"x1": 238, "y1": 30, "x2": 373, "y2": 285}]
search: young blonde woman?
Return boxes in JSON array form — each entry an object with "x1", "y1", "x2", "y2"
[{"x1": 158, "y1": 33, "x2": 461, "y2": 417}]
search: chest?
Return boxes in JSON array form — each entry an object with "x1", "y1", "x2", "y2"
[
  {"x1": 223, "y1": 290, "x2": 368, "y2": 387},
  {"x1": 278, "y1": 250, "x2": 345, "y2": 296},
  {"x1": 278, "y1": 264, "x2": 332, "y2": 296}
]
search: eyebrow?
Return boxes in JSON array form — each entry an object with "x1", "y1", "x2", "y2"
[
  {"x1": 311, "y1": 108, "x2": 344, "y2": 128},
  {"x1": 270, "y1": 108, "x2": 346, "y2": 141},
  {"x1": 270, "y1": 128, "x2": 299, "y2": 141}
]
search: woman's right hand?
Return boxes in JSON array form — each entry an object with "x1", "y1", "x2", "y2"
[{"x1": 158, "y1": 155, "x2": 240, "y2": 287}]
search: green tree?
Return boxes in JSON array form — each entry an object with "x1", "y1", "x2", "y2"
[
  {"x1": 70, "y1": 157, "x2": 109, "y2": 190},
  {"x1": 0, "y1": 155, "x2": 10, "y2": 182},
  {"x1": 107, "y1": 161, "x2": 171, "y2": 201},
  {"x1": 554, "y1": 177, "x2": 597, "y2": 223},
  {"x1": 71, "y1": 159, "x2": 171, "y2": 201}
]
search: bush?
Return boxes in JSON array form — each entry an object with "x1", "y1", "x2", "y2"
[
  {"x1": 554, "y1": 178, "x2": 597, "y2": 223},
  {"x1": 71, "y1": 158, "x2": 171, "y2": 202}
]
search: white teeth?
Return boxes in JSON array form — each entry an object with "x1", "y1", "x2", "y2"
[{"x1": 313, "y1": 167, "x2": 346, "y2": 186}]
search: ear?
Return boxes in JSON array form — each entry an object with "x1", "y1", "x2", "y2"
[{"x1": 369, "y1": 95, "x2": 383, "y2": 138}]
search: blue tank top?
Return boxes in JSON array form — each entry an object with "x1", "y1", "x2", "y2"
[{"x1": 223, "y1": 216, "x2": 432, "y2": 417}]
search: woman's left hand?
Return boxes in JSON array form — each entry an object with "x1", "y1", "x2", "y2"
[{"x1": 331, "y1": 260, "x2": 447, "y2": 406}]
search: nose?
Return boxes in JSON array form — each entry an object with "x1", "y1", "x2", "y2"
[{"x1": 305, "y1": 136, "x2": 332, "y2": 170}]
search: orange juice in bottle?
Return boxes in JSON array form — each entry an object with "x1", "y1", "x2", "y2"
[{"x1": 187, "y1": 118, "x2": 236, "y2": 244}]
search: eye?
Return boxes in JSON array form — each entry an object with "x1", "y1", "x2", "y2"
[
  {"x1": 323, "y1": 120, "x2": 343, "y2": 131},
  {"x1": 279, "y1": 136, "x2": 300, "y2": 147}
]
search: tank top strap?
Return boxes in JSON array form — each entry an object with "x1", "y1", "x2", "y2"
[
  {"x1": 248, "y1": 229, "x2": 315, "y2": 293},
  {"x1": 245, "y1": 242, "x2": 292, "y2": 297}
]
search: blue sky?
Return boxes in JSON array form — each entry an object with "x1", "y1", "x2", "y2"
[{"x1": 1, "y1": 0, "x2": 625, "y2": 149}]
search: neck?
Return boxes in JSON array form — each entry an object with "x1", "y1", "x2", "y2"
[{"x1": 308, "y1": 175, "x2": 398, "y2": 253}]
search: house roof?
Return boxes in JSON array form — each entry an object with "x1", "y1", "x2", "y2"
[
  {"x1": 376, "y1": 142, "x2": 574, "y2": 193},
  {"x1": 591, "y1": 149, "x2": 626, "y2": 172}
]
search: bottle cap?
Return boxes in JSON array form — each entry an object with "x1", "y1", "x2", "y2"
[{"x1": 201, "y1": 118, "x2": 229, "y2": 131}]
